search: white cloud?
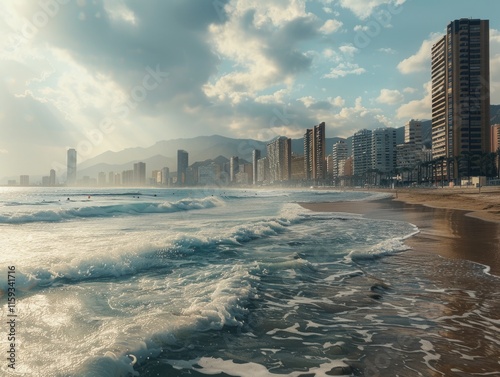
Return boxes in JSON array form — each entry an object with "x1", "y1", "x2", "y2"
[
  {"x1": 255, "y1": 89, "x2": 289, "y2": 104},
  {"x1": 338, "y1": 0, "x2": 406, "y2": 20},
  {"x1": 320, "y1": 19, "x2": 343, "y2": 34},
  {"x1": 0, "y1": 149, "x2": 8, "y2": 154},
  {"x1": 329, "y1": 97, "x2": 391, "y2": 136},
  {"x1": 298, "y1": 95, "x2": 345, "y2": 108},
  {"x1": 339, "y1": 44, "x2": 359, "y2": 58},
  {"x1": 378, "y1": 47, "x2": 396, "y2": 54},
  {"x1": 403, "y1": 87, "x2": 417, "y2": 94},
  {"x1": 354, "y1": 25, "x2": 369, "y2": 32},
  {"x1": 324, "y1": 62, "x2": 366, "y2": 79},
  {"x1": 397, "y1": 33, "x2": 442, "y2": 74},
  {"x1": 206, "y1": 0, "x2": 317, "y2": 102},
  {"x1": 376, "y1": 89, "x2": 404, "y2": 105},
  {"x1": 396, "y1": 81, "x2": 431, "y2": 119},
  {"x1": 330, "y1": 96, "x2": 345, "y2": 107}
]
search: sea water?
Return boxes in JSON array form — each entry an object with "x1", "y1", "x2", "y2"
[{"x1": 0, "y1": 187, "x2": 498, "y2": 377}]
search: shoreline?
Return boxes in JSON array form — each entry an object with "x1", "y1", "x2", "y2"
[{"x1": 299, "y1": 195, "x2": 500, "y2": 276}]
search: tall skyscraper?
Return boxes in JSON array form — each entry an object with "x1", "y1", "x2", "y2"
[
  {"x1": 67, "y1": 148, "x2": 77, "y2": 186},
  {"x1": 304, "y1": 122, "x2": 326, "y2": 181},
  {"x1": 177, "y1": 150, "x2": 189, "y2": 186},
  {"x1": 20, "y1": 175, "x2": 29, "y2": 186},
  {"x1": 267, "y1": 137, "x2": 291, "y2": 182},
  {"x1": 161, "y1": 167, "x2": 170, "y2": 186},
  {"x1": 431, "y1": 19, "x2": 490, "y2": 180},
  {"x1": 332, "y1": 140, "x2": 348, "y2": 180},
  {"x1": 230, "y1": 156, "x2": 239, "y2": 183},
  {"x1": 133, "y1": 162, "x2": 146, "y2": 186},
  {"x1": 49, "y1": 169, "x2": 56, "y2": 186},
  {"x1": 252, "y1": 149, "x2": 261, "y2": 185},
  {"x1": 372, "y1": 128, "x2": 397, "y2": 174},
  {"x1": 352, "y1": 129, "x2": 372, "y2": 176}
]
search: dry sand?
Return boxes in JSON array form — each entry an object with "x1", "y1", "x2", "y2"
[{"x1": 392, "y1": 186, "x2": 500, "y2": 223}]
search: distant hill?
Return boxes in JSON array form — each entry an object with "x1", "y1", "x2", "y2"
[
  {"x1": 78, "y1": 135, "x2": 268, "y2": 173},
  {"x1": 74, "y1": 111, "x2": 493, "y2": 178},
  {"x1": 78, "y1": 135, "x2": 346, "y2": 176}
]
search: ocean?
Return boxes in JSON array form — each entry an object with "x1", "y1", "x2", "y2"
[{"x1": 0, "y1": 187, "x2": 499, "y2": 377}]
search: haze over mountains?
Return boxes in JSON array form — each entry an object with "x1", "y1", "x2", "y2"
[
  {"x1": 76, "y1": 123, "x2": 433, "y2": 179},
  {"x1": 9, "y1": 105, "x2": 500, "y2": 184}
]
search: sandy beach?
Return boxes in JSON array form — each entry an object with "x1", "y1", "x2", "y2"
[
  {"x1": 299, "y1": 189, "x2": 500, "y2": 375},
  {"x1": 300, "y1": 187, "x2": 500, "y2": 276}
]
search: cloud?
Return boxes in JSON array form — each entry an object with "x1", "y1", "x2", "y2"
[
  {"x1": 338, "y1": 0, "x2": 406, "y2": 20},
  {"x1": 320, "y1": 19, "x2": 343, "y2": 34},
  {"x1": 0, "y1": 149, "x2": 8, "y2": 154},
  {"x1": 396, "y1": 81, "x2": 431, "y2": 119},
  {"x1": 324, "y1": 63, "x2": 366, "y2": 79},
  {"x1": 403, "y1": 87, "x2": 417, "y2": 94},
  {"x1": 397, "y1": 33, "x2": 442, "y2": 74},
  {"x1": 298, "y1": 95, "x2": 345, "y2": 109},
  {"x1": 376, "y1": 89, "x2": 404, "y2": 105},
  {"x1": 378, "y1": 47, "x2": 396, "y2": 54},
  {"x1": 206, "y1": 1, "x2": 319, "y2": 102},
  {"x1": 329, "y1": 97, "x2": 390, "y2": 135}
]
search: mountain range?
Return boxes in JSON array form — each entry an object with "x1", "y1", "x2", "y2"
[
  {"x1": 77, "y1": 134, "x2": 348, "y2": 178},
  {"x1": 74, "y1": 121, "x2": 439, "y2": 178},
  {"x1": 5, "y1": 104, "x2": 500, "y2": 183}
]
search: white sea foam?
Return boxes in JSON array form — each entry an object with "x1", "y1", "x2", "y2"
[
  {"x1": 167, "y1": 357, "x2": 352, "y2": 376},
  {"x1": 0, "y1": 196, "x2": 224, "y2": 224}
]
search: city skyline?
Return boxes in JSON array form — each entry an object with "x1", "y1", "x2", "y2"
[{"x1": 1, "y1": 1, "x2": 500, "y2": 178}]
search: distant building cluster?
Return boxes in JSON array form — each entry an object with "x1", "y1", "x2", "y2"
[{"x1": 7, "y1": 19, "x2": 499, "y2": 188}]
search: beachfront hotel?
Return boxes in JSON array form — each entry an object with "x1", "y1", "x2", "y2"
[{"x1": 431, "y1": 19, "x2": 490, "y2": 181}]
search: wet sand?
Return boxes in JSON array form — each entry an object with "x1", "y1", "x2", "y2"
[
  {"x1": 299, "y1": 197, "x2": 500, "y2": 376},
  {"x1": 299, "y1": 197, "x2": 500, "y2": 276}
]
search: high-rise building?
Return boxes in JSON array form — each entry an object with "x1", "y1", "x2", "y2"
[
  {"x1": 267, "y1": 136, "x2": 291, "y2": 182},
  {"x1": 177, "y1": 150, "x2": 189, "y2": 186},
  {"x1": 405, "y1": 119, "x2": 423, "y2": 145},
  {"x1": 332, "y1": 140, "x2": 348, "y2": 180},
  {"x1": 98, "y1": 172, "x2": 107, "y2": 186},
  {"x1": 20, "y1": 175, "x2": 30, "y2": 186},
  {"x1": 397, "y1": 120, "x2": 425, "y2": 181},
  {"x1": 304, "y1": 122, "x2": 326, "y2": 181},
  {"x1": 372, "y1": 128, "x2": 397, "y2": 174},
  {"x1": 122, "y1": 170, "x2": 134, "y2": 186},
  {"x1": 257, "y1": 157, "x2": 269, "y2": 184},
  {"x1": 431, "y1": 19, "x2": 490, "y2": 180},
  {"x1": 252, "y1": 149, "x2": 261, "y2": 185},
  {"x1": 230, "y1": 156, "x2": 239, "y2": 183},
  {"x1": 133, "y1": 162, "x2": 146, "y2": 186},
  {"x1": 492, "y1": 124, "x2": 500, "y2": 153},
  {"x1": 352, "y1": 129, "x2": 373, "y2": 176},
  {"x1": 49, "y1": 169, "x2": 56, "y2": 186},
  {"x1": 67, "y1": 148, "x2": 77, "y2": 186},
  {"x1": 108, "y1": 172, "x2": 114, "y2": 186},
  {"x1": 161, "y1": 167, "x2": 170, "y2": 186}
]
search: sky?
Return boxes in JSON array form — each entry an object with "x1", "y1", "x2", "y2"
[{"x1": 1, "y1": 0, "x2": 500, "y2": 178}]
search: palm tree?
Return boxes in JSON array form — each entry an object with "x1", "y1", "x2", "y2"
[
  {"x1": 496, "y1": 147, "x2": 500, "y2": 179},
  {"x1": 446, "y1": 157, "x2": 455, "y2": 185}
]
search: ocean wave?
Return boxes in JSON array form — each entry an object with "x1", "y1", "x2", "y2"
[
  {"x1": 0, "y1": 196, "x2": 224, "y2": 224},
  {"x1": 348, "y1": 237, "x2": 414, "y2": 262},
  {"x1": 0, "y1": 207, "x2": 305, "y2": 293}
]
